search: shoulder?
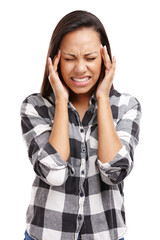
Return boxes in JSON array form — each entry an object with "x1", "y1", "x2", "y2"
[
  {"x1": 20, "y1": 93, "x2": 54, "y2": 119},
  {"x1": 22, "y1": 93, "x2": 53, "y2": 107},
  {"x1": 109, "y1": 89, "x2": 141, "y2": 120},
  {"x1": 109, "y1": 89, "x2": 141, "y2": 109}
]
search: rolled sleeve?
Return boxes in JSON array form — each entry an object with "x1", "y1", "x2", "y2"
[
  {"x1": 97, "y1": 96, "x2": 141, "y2": 185},
  {"x1": 97, "y1": 145, "x2": 131, "y2": 185},
  {"x1": 20, "y1": 94, "x2": 74, "y2": 186}
]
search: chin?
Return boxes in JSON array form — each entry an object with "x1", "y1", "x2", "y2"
[{"x1": 70, "y1": 86, "x2": 96, "y2": 96}]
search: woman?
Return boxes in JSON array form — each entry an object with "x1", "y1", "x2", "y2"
[{"x1": 21, "y1": 10, "x2": 141, "y2": 240}]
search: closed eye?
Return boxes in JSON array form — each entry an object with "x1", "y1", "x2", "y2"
[
  {"x1": 86, "y1": 58, "x2": 96, "y2": 61},
  {"x1": 64, "y1": 57, "x2": 96, "y2": 61},
  {"x1": 64, "y1": 58, "x2": 74, "y2": 61}
]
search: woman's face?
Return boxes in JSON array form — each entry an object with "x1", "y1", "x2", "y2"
[{"x1": 60, "y1": 28, "x2": 102, "y2": 96}]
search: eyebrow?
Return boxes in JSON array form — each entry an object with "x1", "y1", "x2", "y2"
[{"x1": 62, "y1": 51, "x2": 98, "y2": 57}]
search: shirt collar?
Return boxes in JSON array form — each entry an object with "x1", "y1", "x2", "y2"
[
  {"x1": 49, "y1": 88, "x2": 115, "y2": 105},
  {"x1": 49, "y1": 90, "x2": 97, "y2": 106}
]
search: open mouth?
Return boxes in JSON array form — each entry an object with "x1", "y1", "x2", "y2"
[{"x1": 71, "y1": 76, "x2": 90, "y2": 82}]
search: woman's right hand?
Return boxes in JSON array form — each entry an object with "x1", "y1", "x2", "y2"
[{"x1": 48, "y1": 50, "x2": 69, "y2": 102}]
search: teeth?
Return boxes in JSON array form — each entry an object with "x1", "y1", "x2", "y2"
[{"x1": 72, "y1": 77, "x2": 89, "y2": 82}]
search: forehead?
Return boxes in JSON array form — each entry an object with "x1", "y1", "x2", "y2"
[{"x1": 60, "y1": 28, "x2": 101, "y2": 52}]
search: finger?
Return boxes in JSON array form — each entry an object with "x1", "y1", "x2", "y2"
[
  {"x1": 111, "y1": 56, "x2": 116, "y2": 72},
  {"x1": 105, "y1": 56, "x2": 116, "y2": 81},
  {"x1": 101, "y1": 45, "x2": 111, "y2": 70},
  {"x1": 48, "y1": 57, "x2": 58, "y2": 84},
  {"x1": 52, "y1": 50, "x2": 61, "y2": 72},
  {"x1": 48, "y1": 57, "x2": 54, "y2": 79}
]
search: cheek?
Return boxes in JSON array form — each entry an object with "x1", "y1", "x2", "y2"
[{"x1": 61, "y1": 60, "x2": 74, "y2": 71}]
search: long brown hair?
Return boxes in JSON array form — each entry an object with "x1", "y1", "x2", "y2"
[{"x1": 41, "y1": 10, "x2": 112, "y2": 98}]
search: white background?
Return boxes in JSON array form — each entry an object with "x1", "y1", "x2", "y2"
[{"x1": 0, "y1": 0, "x2": 160, "y2": 239}]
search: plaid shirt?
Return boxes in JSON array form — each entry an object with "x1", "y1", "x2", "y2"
[{"x1": 20, "y1": 89, "x2": 141, "y2": 240}]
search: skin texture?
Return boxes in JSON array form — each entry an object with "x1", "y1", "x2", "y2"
[
  {"x1": 48, "y1": 28, "x2": 122, "y2": 163},
  {"x1": 60, "y1": 28, "x2": 102, "y2": 99}
]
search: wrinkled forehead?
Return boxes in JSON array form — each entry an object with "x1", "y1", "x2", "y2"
[{"x1": 60, "y1": 28, "x2": 101, "y2": 55}]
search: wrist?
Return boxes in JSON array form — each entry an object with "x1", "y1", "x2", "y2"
[
  {"x1": 97, "y1": 94, "x2": 110, "y2": 104},
  {"x1": 55, "y1": 98, "x2": 68, "y2": 106}
]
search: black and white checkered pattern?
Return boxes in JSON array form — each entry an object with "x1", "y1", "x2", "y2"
[{"x1": 20, "y1": 89, "x2": 141, "y2": 240}]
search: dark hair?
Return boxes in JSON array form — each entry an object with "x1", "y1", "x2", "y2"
[{"x1": 41, "y1": 10, "x2": 112, "y2": 98}]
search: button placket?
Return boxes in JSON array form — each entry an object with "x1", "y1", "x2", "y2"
[
  {"x1": 77, "y1": 156, "x2": 86, "y2": 231},
  {"x1": 76, "y1": 126, "x2": 86, "y2": 232}
]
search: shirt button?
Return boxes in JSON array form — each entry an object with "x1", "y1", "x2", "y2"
[
  {"x1": 81, "y1": 170, "x2": 85, "y2": 175},
  {"x1": 80, "y1": 192, "x2": 84, "y2": 197},
  {"x1": 81, "y1": 148, "x2": 86, "y2": 153},
  {"x1": 80, "y1": 128, "x2": 84, "y2": 133},
  {"x1": 78, "y1": 215, "x2": 82, "y2": 221},
  {"x1": 87, "y1": 110, "x2": 92, "y2": 114}
]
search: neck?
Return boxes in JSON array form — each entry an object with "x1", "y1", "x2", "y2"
[
  {"x1": 70, "y1": 93, "x2": 89, "y2": 105},
  {"x1": 69, "y1": 92, "x2": 92, "y2": 121},
  {"x1": 69, "y1": 87, "x2": 95, "y2": 106}
]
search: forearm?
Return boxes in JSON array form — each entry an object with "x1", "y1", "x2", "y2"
[
  {"x1": 49, "y1": 100, "x2": 70, "y2": 162},
  {"x1": 97, "y1": 96, "x2": 122, "y2": 164}
]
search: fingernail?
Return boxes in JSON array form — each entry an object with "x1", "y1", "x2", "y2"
[
  {"x1": 58, "y1": 48, "x2": 61, "y2": 55},
  {"x1": 113, "y1": 56, "x2": 116, "y2": 61},
  {"x1": 48, "y1": 57, "x2": 51, "y2": 63}
]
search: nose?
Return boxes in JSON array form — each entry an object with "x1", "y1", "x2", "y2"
[{"x1": 74, "y1": 60, "x2": 87, "y2": 74}]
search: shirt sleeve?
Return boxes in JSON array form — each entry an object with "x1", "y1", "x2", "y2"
[
  {"x1": 97, "y1": 95, "x2": 141, "y2": 185},
  {"x1": 20, "y1": 94, "x2": 74, "y2": 186}
]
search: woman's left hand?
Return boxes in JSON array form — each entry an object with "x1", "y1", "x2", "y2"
[{"x1": 96, "y1": 45, "x2": 116, "y2": 100}]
